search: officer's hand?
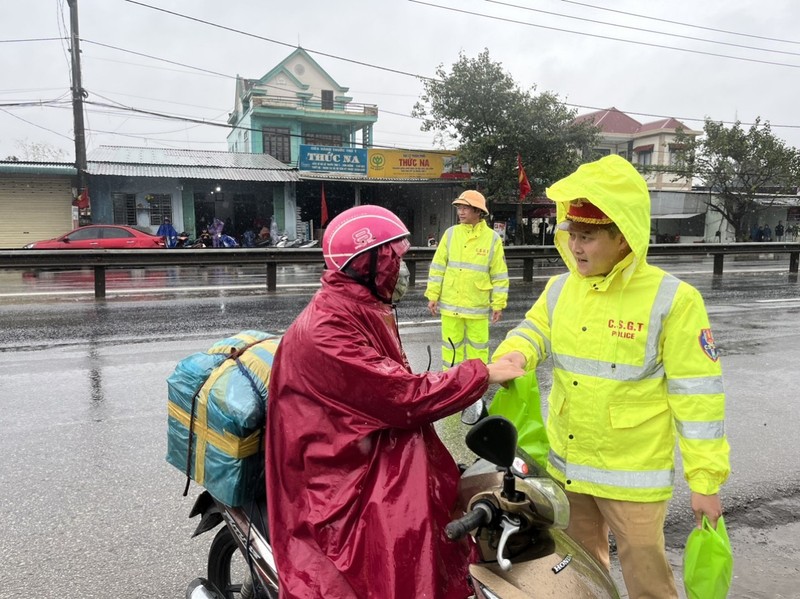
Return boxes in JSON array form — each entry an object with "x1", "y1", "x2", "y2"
[
  {"x1": 691, "y1": 492, "x2": 723, "y2": 529},
  {"x1": 427, "y1": 300, "x2": 438, "y2": 316},
  {"x1": 491, "y1": 310, "x2": 502, "y2": 324},
  {"x1": 486, "y1": 361, "x2": 525, "y2": 385},
  {"x1": 493, "y1": 351, "x2": 527, "y2": 370}
]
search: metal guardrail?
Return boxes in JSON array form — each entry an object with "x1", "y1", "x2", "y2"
[{"x1": 1, "y1": 242, "x2": 799, "y2": 299}]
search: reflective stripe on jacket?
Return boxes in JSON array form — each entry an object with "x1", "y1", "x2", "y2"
[{"x1": 424, "y1": 220, "x2": 508, "y2": 318}]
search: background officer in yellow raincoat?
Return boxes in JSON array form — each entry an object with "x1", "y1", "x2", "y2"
[
  {"x1": 425, "y1": 190, "x2": 509, "y2": 369},
  {"x1": 493, "y1": 155, "x2": 730, "y2": 599}
]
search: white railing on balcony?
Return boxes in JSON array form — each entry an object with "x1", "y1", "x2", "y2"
[{"x1": 250, "y1": 95, "x2": 378, "y2": 116}]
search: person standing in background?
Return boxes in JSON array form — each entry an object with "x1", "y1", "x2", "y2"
[
  {"x1": 425, "y1": 190, "x2": 509, "y2": 369},
  {"x1": 775, "y1": 221, "x2": 785, "y2": 242},
  {"x1": 156, "y1": 217, "x2": 178, "y2": 248}
]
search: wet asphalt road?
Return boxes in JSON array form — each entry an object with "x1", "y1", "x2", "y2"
[{"x1": 1, "y1": 255, "x2": 800, "y2": 598}]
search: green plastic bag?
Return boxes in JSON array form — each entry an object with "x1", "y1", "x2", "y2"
[
  {"x1": 683, "y1": 515, "x2": 733, "y2": 599},
  {"x1": 487, "y1": 370, "x2": 549, "y2": 468}
]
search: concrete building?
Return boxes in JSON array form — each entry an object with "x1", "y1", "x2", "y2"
[
  {"x1": 575, "y1": 107, "x2": 709, "y2": 243},
  {"x1": 226, "y1": 47, "x2": 377, "y2": 164}
]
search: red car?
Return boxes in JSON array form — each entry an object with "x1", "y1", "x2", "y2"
[{"x1": 23, "y1": 225, "x2": 166, "y2": 249}]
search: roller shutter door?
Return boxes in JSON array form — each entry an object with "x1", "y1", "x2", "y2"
[{"x1": 0, "y1": 176, "x2": 74, "y2": 249}]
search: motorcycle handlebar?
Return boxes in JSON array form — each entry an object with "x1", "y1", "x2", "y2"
[{"x1": 445, "y1": 502, "x2": 493, "y2": 541}]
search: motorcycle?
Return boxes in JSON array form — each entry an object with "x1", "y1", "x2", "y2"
[
  {"x1": 185, "y1": 415, "x2": 619, "y2": 598},
  {"x1": 273, "y1": 234, "x2": 318, "y2": 248}
]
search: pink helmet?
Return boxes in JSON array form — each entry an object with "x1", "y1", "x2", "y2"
[{"x1": 323, "y1": 205, "x2": 410, "y2": 271}]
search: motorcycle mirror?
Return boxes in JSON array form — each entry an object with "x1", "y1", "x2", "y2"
[
  {"x1": 465, "y1": 415, "x2": 518, "y2": 468},
  {"x1": 460, "y1": 397, "x2": 487, "y2": 425}
]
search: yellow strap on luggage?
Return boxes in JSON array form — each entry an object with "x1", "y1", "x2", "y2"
[{"x1": 167, "y1": 401, "x2": 261, "y2": 483}]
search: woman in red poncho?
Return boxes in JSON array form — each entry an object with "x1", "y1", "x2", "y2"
[{"x1": 265, "y1": 205, "x2": 523, "y2": 598}]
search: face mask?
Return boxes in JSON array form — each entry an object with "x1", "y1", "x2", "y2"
[{"x1": 392, "y1": 260, "x2": 410, "y2": 302}]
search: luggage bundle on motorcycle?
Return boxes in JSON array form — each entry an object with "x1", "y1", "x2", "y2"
[{"x1": 166, "y1": 330, "x2": 280, "y2": 507}]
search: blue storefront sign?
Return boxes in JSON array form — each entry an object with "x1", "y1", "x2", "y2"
[{"x1": 298, "y1": 145, "x2": 368, "y2": 174}]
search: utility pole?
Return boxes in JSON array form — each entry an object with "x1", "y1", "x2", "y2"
[{"x1": 67, "y1": 0, "x2": 88, "y2": 201}]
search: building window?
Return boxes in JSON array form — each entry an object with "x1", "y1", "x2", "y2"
[
  {"x1": 112, "y1": 193, "x2": 136, "y2": 225},
  {"x1": 321, "y1": 90, "x2": 334, "y2": 110},
  {"x1": 304, "y1": 132, "x2": 342, "y2": 146},
  {"x1": 263, "y1": 127, "x2": 291, "y2": 162},
  {"x1": 146, "y1": 194, "x2": 173, "y2": 224},
  {"x1": 637, "y1": 151, "x2": 652, "y2": 166}
]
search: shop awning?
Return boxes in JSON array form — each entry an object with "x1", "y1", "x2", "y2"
[
  {"x1": 652, "y1": 212, "x2": 703, "y2": 219},
  {"x1": 633, "y1": 144, "x2": 654, "y2": 153}
]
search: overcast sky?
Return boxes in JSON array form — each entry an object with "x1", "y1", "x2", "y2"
[{"x1": 3, "y1": 0, "x2": 800, "y2": 162}]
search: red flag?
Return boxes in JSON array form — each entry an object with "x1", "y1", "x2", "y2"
[
  {"x1": 517, "y1": 154, "x2": 531, "y2": 201},
  {"x1": 320, "y1": 183, "x2": 329, "y2": 227},
  {"x1": 75, "y1": 187, "x2": 90, "y2": 210}
]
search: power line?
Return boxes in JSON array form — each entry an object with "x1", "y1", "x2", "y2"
[
  {"x1": 80, "y1": 99, "x2": 444, "y2": 151},
  {"x1": 484, "y1": 0, "x2": 800, "y2": 58},
  {"x1": 121, "y1": 0, "x2": 436, "y2": 81},
  {"x1": 0, "y1": 107, "x2": 74, "y2": 141},
  {"x1": 409, "y1": 0, "x2": 800, "y2": 70},
  {"x1": 564, "y1": 102, "x2": 800, "y2": 130},
  {"x1": 82, "y1": 39, "x2": 236, "y2": 80},
  {"x1": 554, "y1": 0, "x2": 800, "y2": 46},
  {"x1": 81, "y1": 38, "x2": 390, "y2": 110},
  {"x1": 0, "y1": 37, "x2": 65, "y2": 43},
  {"x1": 74, "y1": 28, "x2": 800, "y2": 132}
]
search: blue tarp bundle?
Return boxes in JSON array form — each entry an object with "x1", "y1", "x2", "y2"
[{"x1": 166, "y1": 330, "x2": 280, "y2": 506}]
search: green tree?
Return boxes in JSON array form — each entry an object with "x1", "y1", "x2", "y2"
[
  {"x1": 673, "y1": 118, "x2": 800, "y2": 241},
  {"x1": 412, "y1": 49, "x2": 598, "y2": 236}
]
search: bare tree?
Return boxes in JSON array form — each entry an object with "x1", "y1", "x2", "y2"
[
  {"x1": 10, "y1": 140, "x2": 69, "y2": 162},
  {"x1": 673, "y1": 119, "x2": 800, "y2": 241}
]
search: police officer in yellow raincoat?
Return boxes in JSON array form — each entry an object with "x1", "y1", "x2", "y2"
[
  {"x1": 425, "y1": 190, "x2": 509, "y2": 369},
  {"x1": 493, "y1": 155, "x2": 730, "y2": 599}
]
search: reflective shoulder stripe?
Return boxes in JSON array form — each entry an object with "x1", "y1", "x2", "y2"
[
  {"x1": 549, "y1": 449, "x2": 674, "y2": 489},
  {"x1": 675, "y1": 419, "x2": 725, "y2": 439},
  {"x1": 488, "y1": 231, "x2": 497, "y2": 263},
  {"x1": 643, "y1": 273, "x2": 681, "y2": 371},
  {"x1": 668, "y1": 376, "x2": 724, "y2": 395},
  {"x1": 546, "y1": 274, "x2": 569, "y2": 328}
]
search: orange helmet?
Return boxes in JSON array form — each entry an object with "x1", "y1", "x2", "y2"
[{"x1": 452, "y1": 190, "x2": 488, "y2": 215}]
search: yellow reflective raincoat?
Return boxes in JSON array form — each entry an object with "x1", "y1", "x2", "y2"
[
  {"x1": 493, "y1": 155, "x2": 730, "y2": 502},
  {"x1": 425, "y1": 220, "x2": 508, "y2": 318}
]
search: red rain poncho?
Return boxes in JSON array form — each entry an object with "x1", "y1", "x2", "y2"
[{"x1": 266, "y1": 270, "x2": 489, "y2": 598}]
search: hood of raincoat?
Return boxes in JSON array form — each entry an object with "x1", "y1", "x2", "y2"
[{"x1": 547, "y1": 154, "x2": 651, "y2": 277}]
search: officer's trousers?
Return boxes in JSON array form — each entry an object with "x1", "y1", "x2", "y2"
[
  {"x1": 565, "y1": 491, "x2": 678, "y2": 599},
  {"x1": 440, "y1": 314, "x2": 489, "y2": 369}
]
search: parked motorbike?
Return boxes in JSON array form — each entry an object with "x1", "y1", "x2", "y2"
[
  {"x1": 185, "y1": 415, "x2": 619, "y2": 599},
  {"x1": 273, "y1": 234, "x2": 318, "y2": 248}
]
